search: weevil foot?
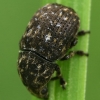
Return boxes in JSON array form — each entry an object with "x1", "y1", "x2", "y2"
[{"x1": 78, "y1": 30, "x2": 90, "y2": 36}]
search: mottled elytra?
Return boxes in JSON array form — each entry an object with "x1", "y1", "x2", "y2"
[{"x1": 18, "y1": 3, "x2": 89, "y2": 99}]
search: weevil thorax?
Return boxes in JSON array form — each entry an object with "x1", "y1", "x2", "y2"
[{"x1": 20, "y1": 3, "x2": 80, "y2": 61}]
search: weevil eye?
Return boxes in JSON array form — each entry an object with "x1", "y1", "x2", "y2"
[{"x1": 40, "y1": 87, "x2": 49, "y2": 98}]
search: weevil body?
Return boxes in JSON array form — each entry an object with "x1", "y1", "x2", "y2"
[{"x1": 18, "y1": 3, "x2": 89, "y2": 99}]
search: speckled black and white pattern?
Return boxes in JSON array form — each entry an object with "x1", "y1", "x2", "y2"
[
  {"x1": 20, "y1": 3, "x2": 80, "y2": 61},
  {"x1": 18, "y1": 51, "x2": 56, "y2": 98},
  {"x1": 18, "y1": 3, "x2": 80, "y2": 99}
]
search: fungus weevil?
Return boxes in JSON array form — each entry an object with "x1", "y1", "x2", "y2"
[{"x1": 17, "y1": 3, "x2": 90, "y2": 99}]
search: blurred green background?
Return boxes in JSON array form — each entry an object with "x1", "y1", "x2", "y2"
[{"x1": 0, "y1": 0, "x2": 100, "y2": 100}]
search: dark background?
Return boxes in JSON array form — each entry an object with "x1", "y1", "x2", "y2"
[{"x1": 0, "y1": 0, "x2": 100, "y2": 100}]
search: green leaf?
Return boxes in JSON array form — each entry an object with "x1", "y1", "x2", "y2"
[{"x1": 32, "y1": 0, "x2": 91, "y2": 100}]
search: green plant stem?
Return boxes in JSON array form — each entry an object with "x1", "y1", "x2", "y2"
[{"x1": 32, "y1": 0, "x2": 91, "y2": 100}]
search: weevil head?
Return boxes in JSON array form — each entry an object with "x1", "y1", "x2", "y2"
[{"x1": 27, "y1": 85, "x2": 49, "y2": 99}]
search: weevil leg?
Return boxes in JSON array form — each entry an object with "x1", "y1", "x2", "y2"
[
  {"x1": 70, "y1": 37, "x2": 78, "y2": 48},
  {"x1": 51, "y1": 65, "x2": 66, "y2": 89},
  {"x1": 60, "y1": 51, "x2": 88, "y2": 61},
  {"x1": 78, "y1": 30, "x2": 90, "y2": 36},
  {"x1": 70, "y1": 30, "x2": 90, "y2": 48}
]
